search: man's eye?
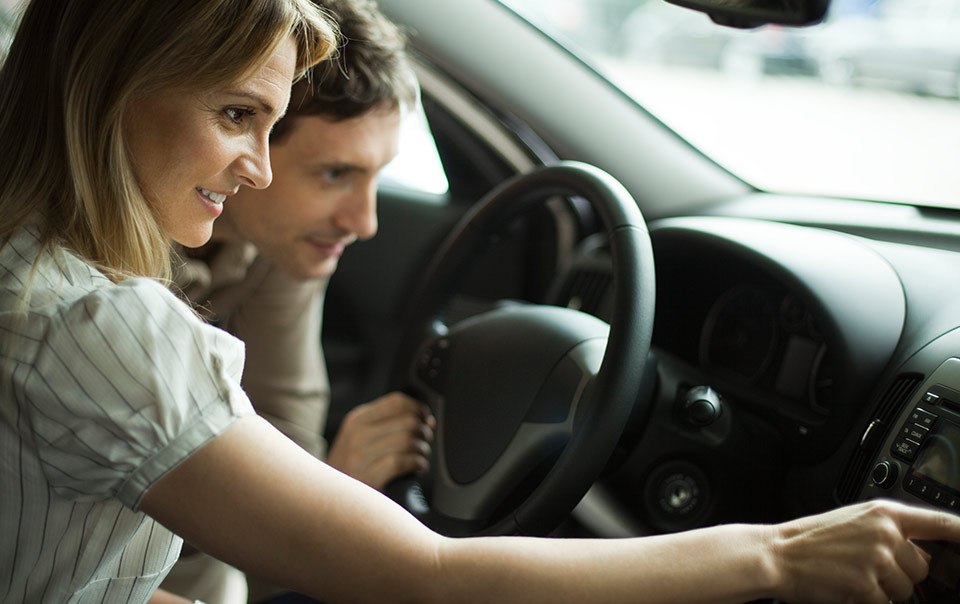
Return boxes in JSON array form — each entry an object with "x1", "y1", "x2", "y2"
[
  {"x1": 323, "y1": 168, "x2": 346, "y2": 181},
  {"x1": 225, "y1": 107, "x2": 254, "y2": 125}
]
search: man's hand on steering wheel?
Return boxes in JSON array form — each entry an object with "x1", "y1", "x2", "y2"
[{"x1": 327, "y1": 392, "x2": 436, "y2": 491}]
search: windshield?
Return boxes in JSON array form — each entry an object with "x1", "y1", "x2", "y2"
[{"x1": 500, "y1": 0, "x2": 960, "y2": 209}]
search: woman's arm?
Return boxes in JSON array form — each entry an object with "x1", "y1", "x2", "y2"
[
  {"x1": 141, "y1": 415, "x2": 960, "y2": 604},
  {"x1": 141, "y1": 415, "x2": 444, "y2": 604}
]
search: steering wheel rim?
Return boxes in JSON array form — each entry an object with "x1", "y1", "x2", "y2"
[{"x1": 389, "y1": 161, "x2": 656, "y2": 537}]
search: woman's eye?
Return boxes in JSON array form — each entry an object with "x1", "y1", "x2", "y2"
[{"x1": 225, "y1": 107, "x2": 254, "y2": 125}]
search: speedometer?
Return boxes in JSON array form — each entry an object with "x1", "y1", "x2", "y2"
[{"x1": 700, "y1": 285, "x2": 779, "y2": 382}]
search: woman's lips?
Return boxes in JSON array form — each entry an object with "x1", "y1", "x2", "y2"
[{"x1": 196, "y1": 187, "x2": 227, "y2": 217}]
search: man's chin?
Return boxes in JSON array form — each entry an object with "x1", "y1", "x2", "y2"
[{"x1": 285, "y1": 257, "x2": 340, "y2": 282}]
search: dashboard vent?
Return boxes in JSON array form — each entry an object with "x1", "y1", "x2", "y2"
[
  {"x1": 835, "y1": 373, "x2": 922, "y2": 504},
  {"x1": 561, "y1": 268, "x2": 611, "y2": 319}
]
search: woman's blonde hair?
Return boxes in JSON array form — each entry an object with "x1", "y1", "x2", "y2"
[{"x1": 0, "y1": 0, "x2": 337, "y2": 282}]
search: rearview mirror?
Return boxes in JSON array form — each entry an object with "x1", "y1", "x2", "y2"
[{"x1": 664, "y1": 0, "x2": 830, "y2": 28}]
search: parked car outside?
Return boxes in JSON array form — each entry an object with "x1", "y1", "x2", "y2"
[{"x1": 811, "y1": 0, "x2": 960, "y2": 97}]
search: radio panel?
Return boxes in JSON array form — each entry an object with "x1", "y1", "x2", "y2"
[{"x1": 861, "y1": 357, "x2": 960, "y2": 601}]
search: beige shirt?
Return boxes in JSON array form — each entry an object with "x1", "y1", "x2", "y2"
[{"x1": 173, "y1": 241, "x2": 331, "y2": 459}]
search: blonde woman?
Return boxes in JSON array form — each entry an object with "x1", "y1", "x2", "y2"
[
  {"x1": 0, "y1": 2, "x2": 333, "y2": 603},
  {"x1": 2, "y1": 2, "x2": 960, "y2": 604}
]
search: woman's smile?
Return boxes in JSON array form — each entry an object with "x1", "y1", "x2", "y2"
[{"x1": 196, "y1": 187, "x2": 228, "y2": 217}]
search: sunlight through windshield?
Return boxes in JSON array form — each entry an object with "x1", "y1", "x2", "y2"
[{"x1": 500, "y1": 0, "x2": 960, "y2": 209}]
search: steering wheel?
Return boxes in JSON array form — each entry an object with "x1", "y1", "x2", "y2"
[{"x1": 389, "y1": 161, "x2": 655, "y2": 537}]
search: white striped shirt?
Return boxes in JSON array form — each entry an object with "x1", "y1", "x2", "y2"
[{"x1": 0, "y1": 224, "x2": 254, "y2": 603}]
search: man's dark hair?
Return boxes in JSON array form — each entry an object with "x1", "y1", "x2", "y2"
[{"x1": 272, "y1": 0, "x2": 416, "y2": 142}]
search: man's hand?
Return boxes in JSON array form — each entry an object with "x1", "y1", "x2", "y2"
[
  {"x1": 147, "y1": 589, "x2": 193, "y2": 604},
  {"x1": 326, "y1": 392, "x2": 435, "y2": 490}
]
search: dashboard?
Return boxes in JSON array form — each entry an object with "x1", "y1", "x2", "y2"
[
  {"x1": 647, "y1": 217, "x2": 906, "y2": 459},
  {"x1": 553, "y1": 215, "x2": 960, "y2": 562}
]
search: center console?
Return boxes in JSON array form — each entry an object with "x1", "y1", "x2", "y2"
[{"x1": 860, "y1": 357, "x2": 960, "y2": 602}]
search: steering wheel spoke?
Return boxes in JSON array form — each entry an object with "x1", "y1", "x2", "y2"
[
  {"x1": 424, "y1": 334, "x2": 607, "y2": 522},
  {"x1": 431, "y1": 419, "x2": 573, "y2": 521}
]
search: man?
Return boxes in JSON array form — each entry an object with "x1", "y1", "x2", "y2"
[{"x1": 160, "y1": 1, "x2": 431, "y2": 602}]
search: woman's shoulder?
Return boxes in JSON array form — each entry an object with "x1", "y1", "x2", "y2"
[
  {"x1": 3, "y1": 227, "x2": 152, "y2": 317},
  {"x1": 2, "y1": 223, "x2": 108, "y2": 304},
  {"x1": 1, "y1": 225, "x2": 243, "y2": 370}
]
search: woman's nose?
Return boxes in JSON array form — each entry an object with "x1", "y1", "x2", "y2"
[{"x1": 235, "y1": 134, "x2": 273, "y2": 190}]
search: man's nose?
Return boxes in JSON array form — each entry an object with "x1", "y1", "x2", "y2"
[{"x1": 337, "y1": 183, "x2": 379, "y2": 240}]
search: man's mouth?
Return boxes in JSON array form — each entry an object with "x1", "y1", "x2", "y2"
[{"x1": 306, "y1": 236, "x2": 350, "y2": 256}]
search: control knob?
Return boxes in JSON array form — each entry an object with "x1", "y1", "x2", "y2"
[
  {"x1": 683, "y1": 385, "x2": 723, "y2": 427},
  {"x1": 871, "y1": 460, "x2": 899, "y2": 489}
]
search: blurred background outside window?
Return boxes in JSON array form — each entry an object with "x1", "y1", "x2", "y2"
[{"x1": 502, "y1": 0, "x2": 960, "y2": 209}]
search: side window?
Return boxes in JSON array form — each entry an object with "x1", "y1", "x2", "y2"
[
  {"x1": 0, "y1": 0, "x2": 25, "y2": 57},
  {"x1": 379, "y1": 102, "x2": 450, "y2": 197}
]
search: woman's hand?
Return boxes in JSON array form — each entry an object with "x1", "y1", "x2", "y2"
[{"x1": 770, "y1": 499, "x2": 960, "y2": 603}]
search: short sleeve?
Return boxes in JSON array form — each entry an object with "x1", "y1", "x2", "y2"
[{"x1": 20, "y1": 277, "x2": 254, "y2": 509}]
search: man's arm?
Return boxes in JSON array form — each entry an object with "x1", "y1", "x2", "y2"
[{"x1": 226, "y1": 262, "x2": 330, "y2": 457}]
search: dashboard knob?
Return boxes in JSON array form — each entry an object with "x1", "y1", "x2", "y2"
[
  {"x1": 684, "y1": 385, "x2": 723, "y2": 427},
  {"x1": 871, "y1": 460, "x2": 899, "y2": 489}
]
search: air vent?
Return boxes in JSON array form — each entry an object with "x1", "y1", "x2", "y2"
[
  {"x1": 561, "y1": 268, "x2": 611, "y2": 319},
  {"x1": 835, "y1": 373, "x2": 922, "y2": 504}
]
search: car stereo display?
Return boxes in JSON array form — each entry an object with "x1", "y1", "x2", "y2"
[{"x1": 912, "y1": 422, "x2": 960, "y2": 495}]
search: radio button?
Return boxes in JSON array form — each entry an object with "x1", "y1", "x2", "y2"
[
  {"x1": 922, "y1": 391, "x2": 941, "y2": 405},
  {"x1": 892, "y1": 438, "x2": 920, "y2": 461},
  {"x1": 904, "y1": 475, "x2": 923, "y2": 495},
  {"x1": 901, "y1": 424, "x2": 929, "y2": 443},
  {"x1": 910, "y1": 407, "x2": 938, "y2": 429},
  {"x1": 903, "y1": 474, "x2": 924, "y2": 496}
]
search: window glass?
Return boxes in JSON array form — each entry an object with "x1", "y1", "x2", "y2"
[
  {"x1": 0, "y1": 0, "x2": 24, "y2": 57},
  {"x1": 500, "y1": 0, "x2": 960, "y2": 209},
  {"x1": 379, "y1": 102, "x2": 450, "y2": 197}
]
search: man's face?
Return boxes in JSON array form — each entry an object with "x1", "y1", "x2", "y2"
[{"x1": 219, "y1": 105, "x2": 401, "y2": 280}]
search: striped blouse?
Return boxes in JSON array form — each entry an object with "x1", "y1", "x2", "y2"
[{"x1": 0, "y1": 224, "x2": 254, "y2": 603}]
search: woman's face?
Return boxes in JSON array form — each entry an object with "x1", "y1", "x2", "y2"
[{"x1": 123, "y1": 37, "x2": 298, "y2": 248}]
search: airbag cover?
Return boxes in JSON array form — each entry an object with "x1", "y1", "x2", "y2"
[{"x1": 440, "y1": 305, "x2": 609, "y2": 484}]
